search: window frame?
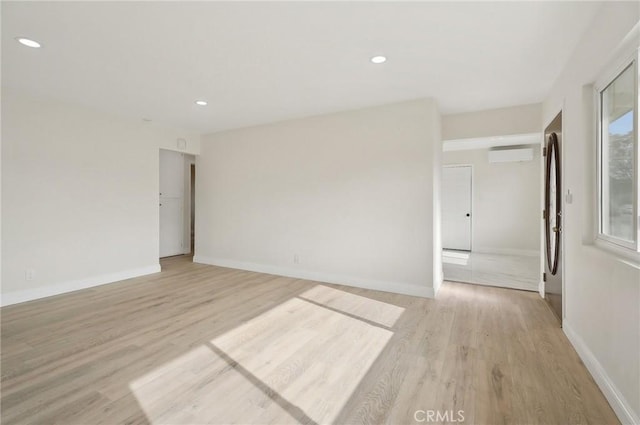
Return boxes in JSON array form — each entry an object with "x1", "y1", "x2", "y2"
[{"x1": 595, "y1": 48, "x2": 640, "y2": 253}]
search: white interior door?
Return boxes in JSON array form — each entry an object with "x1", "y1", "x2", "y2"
[
  {"x1": 442, "y1": 166, "x2": 472, "y2": 251},
  {"x1": 159, "y1": 149, "x2": 184, "y2": 257}
]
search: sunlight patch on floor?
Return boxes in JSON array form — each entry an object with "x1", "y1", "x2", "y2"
[
  {"x1": 130, "y1": 287, "x2": 396, "y2": 424},
  {"x1": 297, "y1": 285, "x2": 405, "y2": 328}
]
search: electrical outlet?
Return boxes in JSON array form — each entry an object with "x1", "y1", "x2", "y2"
[
  {"x1": 293, "y1": 254, "x2": 300, "y2": 264},
  {"x1": 25, "y1": 269, "x2": 36, "y2": 281}
]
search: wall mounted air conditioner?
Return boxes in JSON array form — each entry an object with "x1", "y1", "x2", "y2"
[{"x1": 488, "y1": 146, "x2": 534, "y2": 163}]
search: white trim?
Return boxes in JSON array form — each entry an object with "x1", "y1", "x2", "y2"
[
  {"x1": 0, "y1": 264, "x2": 161, "y2": 307},
  {"x1": 433, "y1": 268, "x2": 443, "y2": 297},
  {"x1": 473, "y1": 247, "x2": 540, "y2": 257},
  {"x1": 594, "y1": 44, "x2": 639, "y2": 93},
  {"x1": 593, "y1": 238, "x2": 640, "y2": 265},
  {"x1": 193, "y1": 256, "x2": 435, "y2": 298},
  {"x1": 564, "y1": 321, "x2": 640, "y2": 425},
  {"x1": 595, "y1": 49, "x2": 639, "y2": 254},
  {"x1": 538, "y1": 279, "x2": 544, "y2": 298}
]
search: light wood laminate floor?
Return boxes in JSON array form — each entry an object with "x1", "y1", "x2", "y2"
[{"x1": 1, "y1": 256, "x2": 617, "y2": 424}]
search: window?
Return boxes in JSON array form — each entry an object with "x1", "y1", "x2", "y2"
[{"x1": 597, "y1": 52, "x2": 639, "y2": 252}]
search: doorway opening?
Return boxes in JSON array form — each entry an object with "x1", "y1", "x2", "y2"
[
  {"x1": 442, "y1": 165, "x2": 472, "y2": 252},
  {"x1": 159, "y1": 149, "x2": 196, "y2": 260},
  {"x1": 190, "y1": 163, "x2": 195, "y2": 254},
  {"x1": 543, "y1": 111, "x2": 563, "y2": 322},
  {"x1": 441, "y1": 137, "x2": 541, "y2": 291}
]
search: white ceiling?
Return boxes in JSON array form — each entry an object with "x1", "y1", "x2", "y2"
[{"x1": 2, "y1": 1, "x2": 602, "y2": 134}]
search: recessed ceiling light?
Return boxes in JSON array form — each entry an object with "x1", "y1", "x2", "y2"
[
  {"x1": 370, "y1": 55, "x2": 387, "y2": 64},
  {"x1": 195, "y1": 100, "x2": 208, "y2": 106},
  {"x1": 15, "y1": 37, "x2": 41, "y2": 48}
]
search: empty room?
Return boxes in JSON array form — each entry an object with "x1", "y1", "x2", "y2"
[{"x1": 1, "y1": 2, "x2": 639, "y2": 425}]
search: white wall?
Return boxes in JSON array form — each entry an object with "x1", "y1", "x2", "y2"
[
  {"x1": 443, "y1": 103, "x2": 542, "y2": 141},
  {"x1": 1, "y1": 87, "x2": 3, "y2": 291},
  {"x1": 1, "y1": 91, "x2": 200, "y2": 306},
  {"x1": 542, "y1": 3, "x2": 640, "y2": 423},
  {"x1": 195, "y1": 99, "x2": 442, "y2": 297},
  {"x1": 443, "y1": 148, "x2": 540, "y2": 256}
]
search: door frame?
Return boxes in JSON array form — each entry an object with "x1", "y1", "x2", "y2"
[
  {"x1": 542, "y1": 107, "x2": 566, "y2": 323},
  {"x1": 159, "y1": 148, "x2": 186, "y2": 258},
  {"x1": 184, "y1": 157, "x2": 196, "y2": 255},
  {"x1": 442, "y1": 164, "x2": 474, "y2": 252}
]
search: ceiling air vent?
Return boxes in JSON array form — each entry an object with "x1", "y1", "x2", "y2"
[{"x1": 488, "y1": 145, "x2": 534, "y2": 163}]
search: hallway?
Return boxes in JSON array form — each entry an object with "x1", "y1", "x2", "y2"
[{"x1": 443, "y1": 250, "x2": 539, "y2": 292}]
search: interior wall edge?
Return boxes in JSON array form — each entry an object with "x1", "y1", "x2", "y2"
[
  {"x1": 0, "y1": 264, "x2": 161, "y2": 307},
  {"x1": 472, "y1": 247, "x2": 540, "y2": 257},
  {"x1": 563, "y1": 321, "x2": 640, "y2": 425},
  {"x1": 193, "y1": 256, "x2": 435, "y2": 299}
]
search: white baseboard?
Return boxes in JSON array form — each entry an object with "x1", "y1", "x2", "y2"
[
  {"x1": 193, "y1": 256, "x2": 435, "y2": 298},
  {"x1": 1, "y1": 264, "x2": 161, "y2": 307},
  {"x1": 564, "y1": 321, "x2": 639, "y2": 425},
  {"x1": 474, "y1": 247, "x2": 540, "y2": 257}
]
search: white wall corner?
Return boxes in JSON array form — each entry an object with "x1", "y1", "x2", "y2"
[
  {"x1": 193, "y1": 256, "x2": 435, "y2": 299},
  {"x1": 0, "y1": 264, "x2": 161, "y2": 307},
  {"x1": 433, "y1": 269, "x2": 443, "y2": 297},
  {"x1": 563, "y1": 321, "x2": 640, "y2": 425}
]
